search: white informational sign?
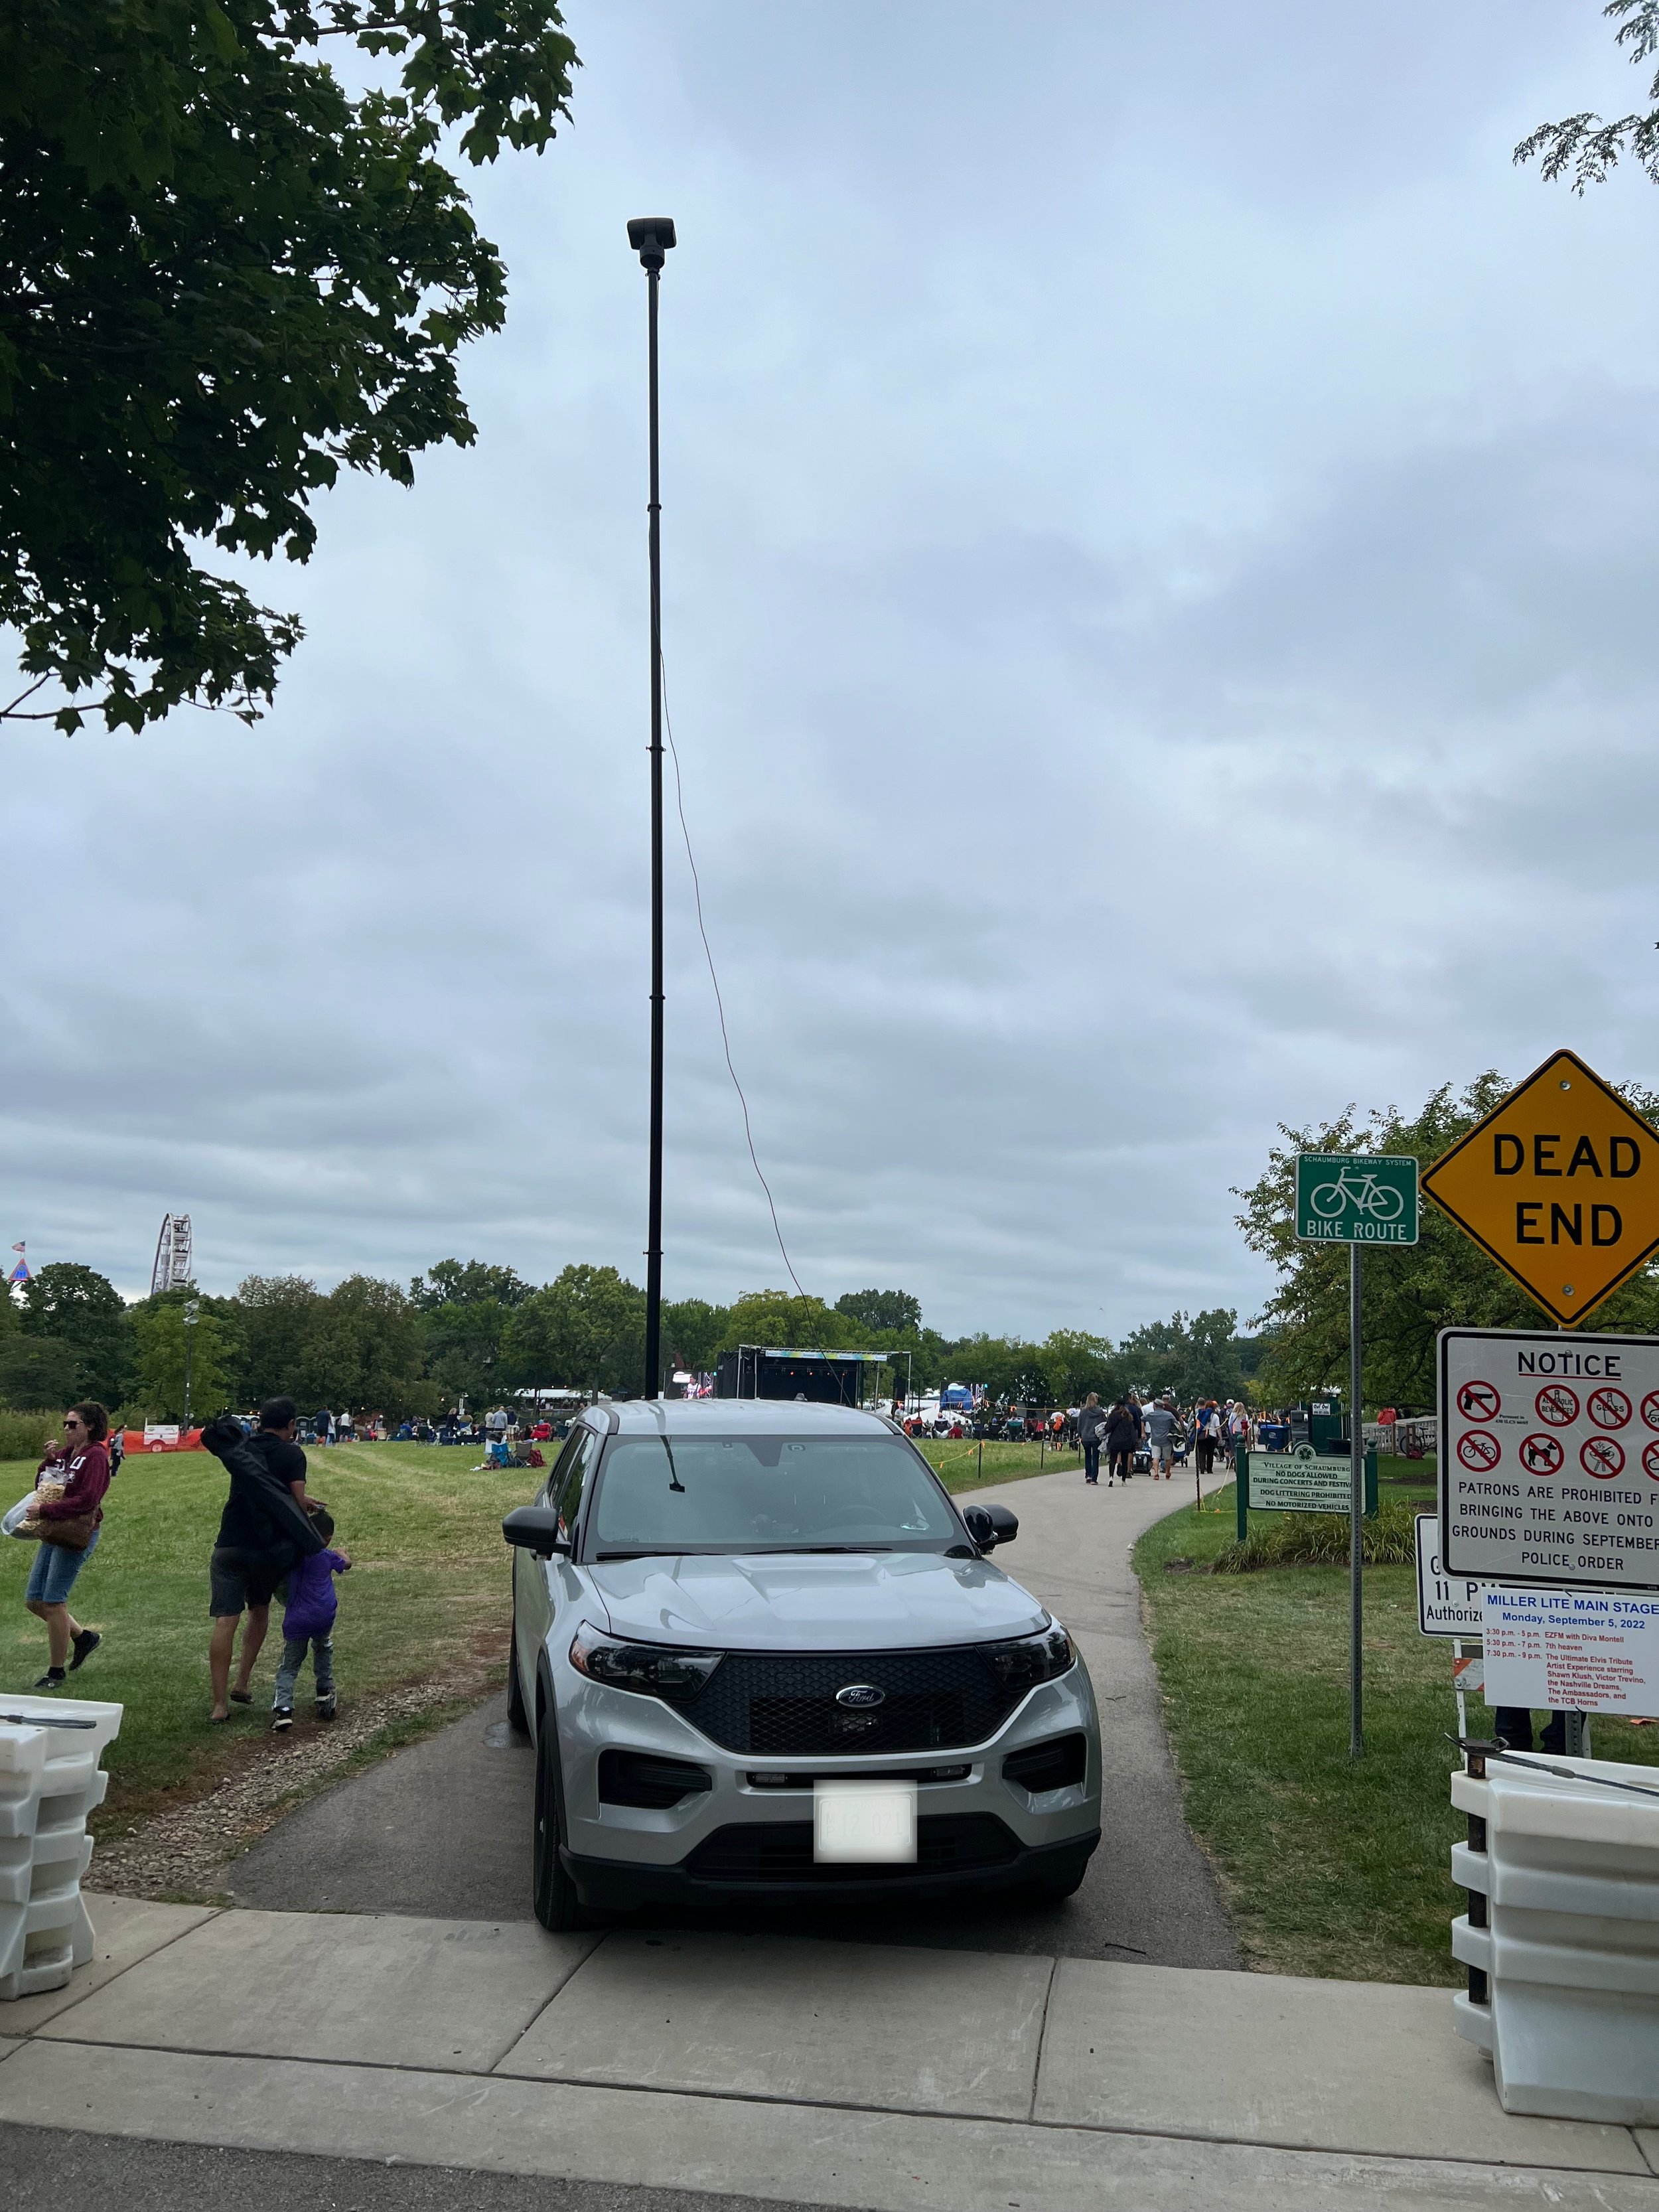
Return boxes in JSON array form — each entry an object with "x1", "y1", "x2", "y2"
[
  {"x1": 1482, "y1": 1585, "x2": 1659, "y2": 1718},
  {"x1": 1453, "y1": 1650, "x2": 1484, "y2": 1700},
  {"x1": 1247, "y1": 1451, "x2": 1352, "y2": 1514},
  {"x1": 1415, "y1": 1514, "x2": 1493, "y2": 1637},
  {"x1": 1438, "y1": 1328, "x2": 1659, "y2": 1592}
]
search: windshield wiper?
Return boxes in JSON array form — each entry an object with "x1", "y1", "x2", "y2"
[
  {"x1": 595, "y1": 1548, "x2": 676, "y2": 1561},
  {"x1": 745, "y1": 1544, "x2": 898, "y2": 1554}
]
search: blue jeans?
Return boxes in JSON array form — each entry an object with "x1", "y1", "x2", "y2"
[
  {"x1": 274, "y1": 1631, "x2": 335, "y2": 1710},
  {"x1": 26, "y1": 1526, "x2": 99, "y2": 1606}
]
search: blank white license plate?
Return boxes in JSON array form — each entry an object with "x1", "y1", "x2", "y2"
[{"x1": 812, "y1": 1779, "x2": 918, "y2": 1864}]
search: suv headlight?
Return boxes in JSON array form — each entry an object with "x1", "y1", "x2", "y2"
[
  {"x1": 983, "y1": 1623, "x2": 1074, "y2": 1694},
  {"x1": 568, "y1": 1623, "x2": 722, "y2": 1704}
]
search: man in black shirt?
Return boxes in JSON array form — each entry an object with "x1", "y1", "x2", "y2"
[{"x1": 206, "y1": 1396, "x2": 319, "y2": 1723}]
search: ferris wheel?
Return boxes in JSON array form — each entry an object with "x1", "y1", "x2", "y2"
[{"x1": 150, "y1": 1213, "x2": 194, "y2": 1295}]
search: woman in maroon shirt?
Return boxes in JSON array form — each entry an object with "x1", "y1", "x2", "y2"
[{"x1": 23, "y1": 1400, "x2": 111, "y2": 1688}]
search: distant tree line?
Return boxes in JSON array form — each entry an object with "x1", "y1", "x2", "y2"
[{"x1": 0, "y1": 1255, "x2": 1262, "y2": 1422}]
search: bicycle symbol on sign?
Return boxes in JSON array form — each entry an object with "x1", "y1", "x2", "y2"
[
  {"x1": 1535, "y1": 1384, "x2": 1580, "y2": 1428},
  {"x1": 1309, "y1": 1169, "x2": 1405, "y2": 1222},
  {"x1": 1587, "y1": 1386, "x2": 1632, "y2": 1431},
  {"x1": 1457, "y1": 1430, "x2": 1502, "y2": 1472},
  {"x1": 1581, "y1": 1436, "x2": 1626, "y2": 1479},
  {"x1": 1457, "y1": 1380, "x2": 1500, "y2": 1421},
  {"x1": 1520, "y1": 1434, "x2": 1564, "y2": 1475}
]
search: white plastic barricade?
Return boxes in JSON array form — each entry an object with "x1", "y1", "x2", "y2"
[
  {"x1": 0, "y1": 1694, "x2": 123, "y2": 2002},
  {"x1": 1451, "y1": 1746, "x2": 1659, "y2": 2124}
]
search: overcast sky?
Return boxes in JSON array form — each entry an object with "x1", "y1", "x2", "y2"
[{"x1": 6, "y1": 1, "x2": 1659, "y2": 1339}]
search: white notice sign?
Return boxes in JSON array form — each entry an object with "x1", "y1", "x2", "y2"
[
  {"x1": 1482, "y1": 1586, "x2": 1659, "y2": 1717},
  {"x1": 1247, "y1": 1451, "x2": 1352, "y2": 1514},
  {"x1": 1415, "y1": 1514, "x2": 1493, "y2": 1637},
  {"x1": 1438, "y1": 1327, "x2": 1659, "y2": 1591}
]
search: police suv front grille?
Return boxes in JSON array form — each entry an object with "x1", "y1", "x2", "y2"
[
  {"x1": 683, "y1": 1814, "x2": 1021, "y2": 1884},
  {"x1": 679, "y1": 1647, "x2": 1025, "y2": 1757}
]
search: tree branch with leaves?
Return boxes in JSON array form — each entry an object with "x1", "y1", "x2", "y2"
[{"x1": 0, "y1": 0, "x2": 577, "y2": 733}]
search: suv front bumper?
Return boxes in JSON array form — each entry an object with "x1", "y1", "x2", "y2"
[{"x1": 550, "y1": 1651, "x2": 1102, "y2": 1905}]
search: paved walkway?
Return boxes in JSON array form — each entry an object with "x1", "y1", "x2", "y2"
[
  {"x1": 228, "y1": 1463, "x2": 1240, "y2": 1965},
  {"x1": 1, "y1": 1893, "x2": 1656, "y2": 2209}
]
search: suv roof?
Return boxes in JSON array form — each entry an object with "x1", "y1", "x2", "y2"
[{"x1": 590, "y1": 1400, "x2": 897, "y2": 1439}]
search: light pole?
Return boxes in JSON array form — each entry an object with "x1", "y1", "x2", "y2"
[
  {"x1": 182, "y1": 1298, "x2": 200, "y2": 1430},
  {"x1": 627, "y1": 215, "x2": 676, "y2": 1400}
]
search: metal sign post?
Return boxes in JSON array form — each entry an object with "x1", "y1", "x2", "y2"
[
  {"x1": 1295, "y1": 1153, "x2": 1421, "y2": 1759},
  {"x1": 1348, "y1": 1244, "x2": 1364, "y2": 1759}
]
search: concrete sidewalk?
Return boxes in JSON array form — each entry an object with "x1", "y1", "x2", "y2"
[{"x1": 2, "y1": 1893, "x2": 1656, "y2": 2211}]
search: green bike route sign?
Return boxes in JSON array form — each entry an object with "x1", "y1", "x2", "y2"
[{"x1": 1295, "y1": 1153, "x2": 1420, "y2": 1246}]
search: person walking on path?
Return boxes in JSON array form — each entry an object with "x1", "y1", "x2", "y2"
[
  {"x1": 1195, "y1": 1401, "x2": 1222, "y2": 1477},
  {"x1": 1103, "y1": 1394, "x2": 1139, "y2": 1485},
  {"x1": 272, "y1": 1506, "x2": 351, "y2": 1732},
  {"x1": 202, "y1": 1398, "x2": 326, "y2": 1723},
  {"x1": 1078, "y1": 1392, "x2": 1107, "y2": 1485},
  {"x1": 21, "y1": 1402, "x2": 111, "y2": 1688},
  {"x1": 1145, "y1": 1394, "x2": 1179, "y2": 1479}
]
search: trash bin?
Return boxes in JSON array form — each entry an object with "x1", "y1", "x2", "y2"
[
  {"x1": 0, "y1": 1693, "x2": 123, "y2": 2003},
  {"x1": 1451, "y1": 1746, "x2": 1659, "y2": 2124}
]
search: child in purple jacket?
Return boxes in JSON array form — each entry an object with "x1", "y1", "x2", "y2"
[{"x1": 272, "y1": 1508, "x2": 352, "y2": 1732}]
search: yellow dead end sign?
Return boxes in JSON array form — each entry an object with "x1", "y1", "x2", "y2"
[{"x1": 1421, "y1": 1049, "x2": 1659, "y2": 1327}]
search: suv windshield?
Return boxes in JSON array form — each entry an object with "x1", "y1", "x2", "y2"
[{"x1": 587, "y1": 1435, "x2": 964, "y2": 1557}]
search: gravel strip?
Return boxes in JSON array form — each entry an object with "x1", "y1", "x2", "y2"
[{"x1": 90, "y1": 1668, "x2": 492, "y2": 1903}]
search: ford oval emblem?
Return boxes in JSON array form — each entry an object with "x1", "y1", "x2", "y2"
[{"x1": 835, "y1": 1683, "x2": 885, "y2": 1709}]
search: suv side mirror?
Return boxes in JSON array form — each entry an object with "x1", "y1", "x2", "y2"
[
  {"x1": 962, "y1": 1502, "x2": 1018, "y2": 1551},
  {"x1": 502, "y1": 1505, "x2": 570, "y2": 1559}
]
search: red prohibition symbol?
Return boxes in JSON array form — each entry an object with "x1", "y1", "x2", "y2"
[
  {"x1": 1644, "y1": 1440, "x2": 1659, "y2": 1481},
  {"x1": 1581, "y1": 1436, "x2": 1626, "y2": 1479},
  {"x1": 1457, "y1": 1380, "x2": 1500, "y2": 1421},
  {"x1": 1519, "y1": 1433, "x2": 1564, "y2": 1475},
  {"x1": 1457, "y1": 1430, "x2": 1502, "y2": 1472},
  {"x1": 1642, "y1": 1391, "x2": 1659, "y2": 1434},
  {"x1": 1587, "y1": 1386, "x2": 1632, "y2": 1430},
  {"x1": 1535, "y1": 1384, "x2": 1580, "y2": 1428}
]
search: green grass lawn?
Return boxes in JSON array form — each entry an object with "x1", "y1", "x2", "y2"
[
  {"x1": 917, "y1": 1436, "x2": 1082, "y2": 1489},
  {"x1": 0, "y1": 1439, "x2": 538, "y2": 1828},
  {"x1": 1134, "y1": 1459, "x2": 1659, "y2": 1984}
]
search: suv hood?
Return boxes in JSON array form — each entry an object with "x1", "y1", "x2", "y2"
[{"x1": 586, "y1": 1551, "x2": 1048, "y2": 1653}]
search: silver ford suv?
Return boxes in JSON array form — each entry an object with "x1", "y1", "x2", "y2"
[{"x1": 502, "y1": 1400, "x2": 1100, "y2": 1929}]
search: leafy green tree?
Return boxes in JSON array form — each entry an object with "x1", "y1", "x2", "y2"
[
  {"x1": 661, "y1": 1298, "x2": 729, "y2": 1374},
  {"x1": 1516, "y1": 1, "x2": 1659, "y2": 190},
  {"x1": 0, "y1": 0, "x2": 578, "y2": 733},
  {"x1": 1119, "y1": 1310, "x2": 1244, "y2": 1404},
  {"x1": 719, "y1": 1290, "x2": 857, "y2": 1355},
  {"x1": 1235, "y1": 1072, "x2": 1659, "y2": 1411},
  {"x1": 17, "y1": 1261, "x2": 131, "y2": 1402},
  {"x1": 130, "y1": 1298, "x2": 237, "y2": 1421},
  {"x1": 409, "y1": 1259, "x2": 534, "y2": 1311},
  {"x1": 0, "y1": 1335, "x2": 86, "y2": 1410},
  {"x1": 1036, "y1": 1329, "x2": 1129, "y2": 1408},
  {"x1": 233, "y1": 1274, "x2": 323, "y2": 1403},
  {"x1": 942, "y1": 1334, "x2": 1050, "y2": 1408},
  {"x1": 835, "y1": 1288, "x2": 923, "y2": 1337},
  {"x1": 504, "y1": 1266, "x2": 645, "y2": 1395},
  {"x1": 418, "y1": 1298, "x2": 510, "y2": 1406},
  {"x1": 296, "y1": 1274, "x2": 431, "y2": 1414}
]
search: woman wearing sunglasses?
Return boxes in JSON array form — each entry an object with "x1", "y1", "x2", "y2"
[{"x1": 23, "y1": 1402, "x2": 111, "y2": 1688}]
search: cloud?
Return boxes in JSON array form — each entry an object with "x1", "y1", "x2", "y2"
[{"x1": 5, "y1": 0, "x2": 1659, "y2": 1341}]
